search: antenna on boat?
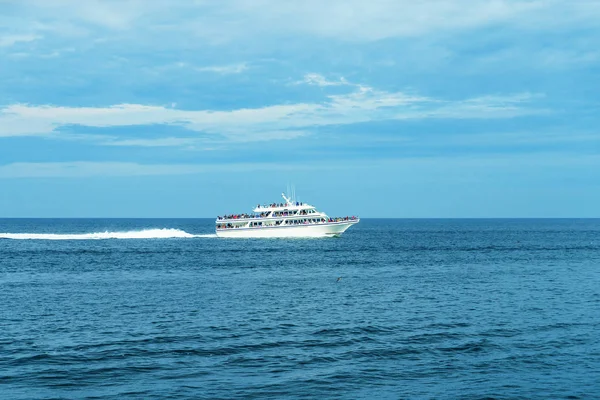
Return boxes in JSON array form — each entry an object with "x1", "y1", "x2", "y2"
[
  {"x1": 283, "y1": 183, "x2": 297, "y2": 205},
  {"x1": 282, "y1": 192, "x2": 292, "y2": 205}
]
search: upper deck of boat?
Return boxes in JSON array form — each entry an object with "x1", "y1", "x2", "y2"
[
  {"x1": 216, "y1": 193, "x2": 327, "y2": 222},
  {"x1": 253, "y1": 202, "x2": 315, "y2": 213}
]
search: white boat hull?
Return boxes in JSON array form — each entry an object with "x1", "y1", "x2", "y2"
[{"x1": 215, "y1": 220, "x2": 359, "y2": 238}]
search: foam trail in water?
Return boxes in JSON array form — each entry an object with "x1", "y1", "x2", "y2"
[{"x1": 0, "y1": 229, "x2": 216, "y2": 240}]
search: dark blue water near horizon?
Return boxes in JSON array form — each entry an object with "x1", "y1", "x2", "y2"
[{"x1": 1, "y1": 218, "x2": 599, "y2": 399}]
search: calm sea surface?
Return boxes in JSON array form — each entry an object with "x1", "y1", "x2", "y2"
[{"x1": 1, "y1": 218, "x2": 599, "y2": 399}]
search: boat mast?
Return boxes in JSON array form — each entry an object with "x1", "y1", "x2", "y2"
[{"x1": 281, "y1": 192, "x2": 293, "y2": 205}]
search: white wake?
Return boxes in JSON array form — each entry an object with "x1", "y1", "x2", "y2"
[{"x1": 0, "y1": 228, "x2": 217, "y2": 240}]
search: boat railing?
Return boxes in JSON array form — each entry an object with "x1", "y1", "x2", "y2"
[
  {"x1": 217, "y1": 210, "x2": 321, "y2": 221},
  {"x1": 256, "y1": 202, "x2": 308, "y2": 209},
  {"x1": 327, "y1": 216, "x2": 359, "y2": 222},
  {"x1": 216, "y1": 213, "x2": 270, "y2": 221},
  {"x1": 216, "y1": 216, "x2": 358, "y2": 230}
]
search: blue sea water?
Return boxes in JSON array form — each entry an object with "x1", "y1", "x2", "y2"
[{"x1": 1, "y1": 218, "x2": 599, "y2": 399}]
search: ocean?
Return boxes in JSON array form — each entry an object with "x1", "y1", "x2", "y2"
[{"x1": 1, "y1": 218, "x2": 599, "y2": 399}]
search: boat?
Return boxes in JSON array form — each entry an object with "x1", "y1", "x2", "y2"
[{"x1": 215, "y1": 193, "x2": 359, "y2": 238}]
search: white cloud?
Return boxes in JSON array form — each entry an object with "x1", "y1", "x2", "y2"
[
  {"x1": 144, "y1": 61, "x2": 249, "y2": 77},
  {"x1": 161, "y1": 2, "x2": 598, "y2": 42},
  {"x1": 3, "y1": 0, "x2": 599, "y2": 82},
  {"x1": 5, "y1": 1, "x2": 600, "y2": 43},
  {"x1": 101, "y1": 137, "x2": 202, "y2": 147},
  {"x1": 195, "y1": 63, "x2": 248, "y2": 74},
  {"x1": 18, "y1": 0, "x2": 151, "y2": 31},
  {"x1": 0, "y1": 162, "x2": 202, "y2": 178},
  {"x1": 433, "y1": 130, "x2": 600, "y2": 147},
  {"x1": 1, "y1": 152, "x2": 598, "y2": 179},
  {"x1": 0, "y1": 78, "x2": 540, "y2": 142},
  {"x1": 416, "y1": 93, "x2": 546, "y2": 120},
  {"x1": 465, "y1": 38, "x2": 600, "y2": 72},
  {"x1": 303, "y1": 73, "x2": 349, "y2": 87},
  {"x1": 0, "y1": 34, "x2": 41, "y2": 47},
  {"x1": 209, "y1": 0, "x2": 536, "y2": 41},
  {"x1": 189, "y1": 2, "x2": 597, "y2": 42},
  {"x1": 0, "y1": 160, "x2": 321, "y2": 178}
]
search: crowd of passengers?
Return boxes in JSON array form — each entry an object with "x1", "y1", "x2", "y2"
[
  {"x1": 217, "y1": 212, "x2": 270, "y2": 220},
  {"x1": 272, "y1": 209, "x2": 312, "y2": 217},
  {"x1": 216, "y1": 223, "x2": 239, "y2": 229},
  {"x1": 257, "y1": 201, "x2": 304, "y2": 208},
  {"x1": 329, "y1": 216, "x2": 358, "y2": 222},
  {"x1": 218, "y1": 209, "x2": 316, "y2": 220},
  {"x1": 217, "y1": 216, "x2": 358, "y2": 229},
  {"x1": 218, "y1": 202, "x2": 354, "y2": 222}
]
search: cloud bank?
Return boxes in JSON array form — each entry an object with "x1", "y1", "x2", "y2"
[{"x1": 0, "y1": 74, "x2": 540, "y2": 143}]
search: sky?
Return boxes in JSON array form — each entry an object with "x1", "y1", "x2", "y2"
[{"x1": 0, "y1": 0, "x2": 599, "y2": 217}]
